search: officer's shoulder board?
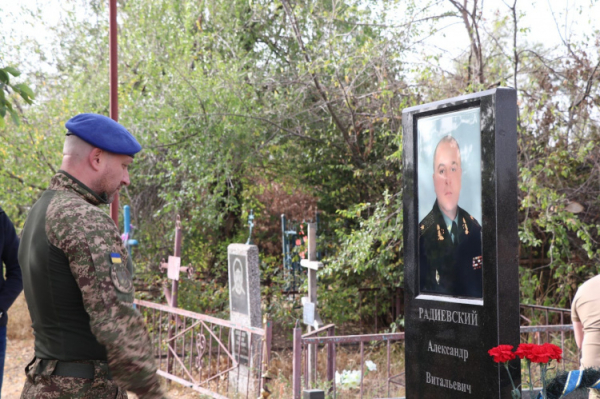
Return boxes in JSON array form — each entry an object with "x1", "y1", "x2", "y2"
[
  {"x1": 419, "y1": 211, "x2": 435, "y2": 237},
  {"x1": 461, "y1": 208, "x2": 481, "y2": 229}
]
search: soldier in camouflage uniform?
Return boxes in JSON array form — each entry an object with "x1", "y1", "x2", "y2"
[{"x1": 18, "y1": 114, "x2": 166, "y2": 398}]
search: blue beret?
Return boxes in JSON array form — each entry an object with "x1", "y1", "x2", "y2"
[{"x1": 65, "y1": 113, "x2": 142, "y2": 157}]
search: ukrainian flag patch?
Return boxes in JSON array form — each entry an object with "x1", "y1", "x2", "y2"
[{"x1": 110, "y1": 252, "x2": 122, "y2": 264}]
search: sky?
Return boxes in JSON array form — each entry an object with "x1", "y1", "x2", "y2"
[{"x1": 405, "y1": 0, "x2": 600, "y2": 72}]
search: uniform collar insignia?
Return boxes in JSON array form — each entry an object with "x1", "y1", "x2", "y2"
[
  {"x1": 52, "y1": 171, "x2": 108, "y2": 206},
  {"x1": 436, "y1": 224, "x2": 444, "y2": 241}
]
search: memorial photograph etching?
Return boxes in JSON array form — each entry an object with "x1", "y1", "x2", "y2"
[
  {"x1": 418, "y1": 107, "x2": 483, "y2": 298},
  {"x1": 229, "y1": 254, "x2": 249, "y2": 315}
]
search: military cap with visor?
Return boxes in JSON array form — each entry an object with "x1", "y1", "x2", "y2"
[{"x1": 65, "y1": 113, "x2": 142, "y2": 157}]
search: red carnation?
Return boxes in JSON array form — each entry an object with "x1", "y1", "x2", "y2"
[
  {"x1": 515, "y1": 343, "x2": 536, "y2": 360},
  {"x1": 488, "y1": 345, "x2": 516, "y2": 363},
  {"x1": 527, "y1": 345, "x2": 553, "y2": 363},
  {"x1": 542, "y1": 343, "x2": 562, "y2": 362}
]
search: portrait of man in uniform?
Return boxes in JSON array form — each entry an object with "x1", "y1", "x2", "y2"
[{"x1": 417, "y1": 108, "x2": 483, "y2": 298}]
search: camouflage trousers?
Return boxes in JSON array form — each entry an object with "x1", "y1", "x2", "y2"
[{"x1": 20, "y1": 358, "x2": 127, "y2": 399}]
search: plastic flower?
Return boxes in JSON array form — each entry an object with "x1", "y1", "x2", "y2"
[
  {"x1": 488, "y1": 345, "x2": 516, "y2": 363},
  {"x1": 365, "y1": 360, "x2": 377, "y2": 372},
  {"x1": 335, "y1": 369, "x2": 361, "y2": 389}
]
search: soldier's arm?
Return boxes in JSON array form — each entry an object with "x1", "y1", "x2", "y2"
[{"x1": 53, "y1": 210, "x2": 166, "y2": 398}]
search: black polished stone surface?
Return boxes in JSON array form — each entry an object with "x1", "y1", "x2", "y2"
[{"x1": 402, "y1": 88, "x2": 520, "y2": 398}]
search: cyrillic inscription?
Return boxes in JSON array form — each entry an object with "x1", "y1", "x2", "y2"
[
  {"x1": 427, "y1": 340, "x2": 469, "y2": 362},
  {"x1": 426, "y1": 371, "x2": 472, "y2": 394},
  {"x1": 418, "y1": 307, "x2": 478, "y2": 326}
]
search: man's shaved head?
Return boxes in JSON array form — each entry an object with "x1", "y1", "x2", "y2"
[
  {"x1": 62, "y1": 135, "x2": 95, "y2": 166},
  {"x1": 60, "y1": 135, "x2": 132, "y2": 203}
]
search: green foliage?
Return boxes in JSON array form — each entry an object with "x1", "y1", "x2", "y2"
[
  {"x1": 0, "y1": 66, "x2": 34, "y2": 127},
  {"x1": 1, "y1": 0, "x2": 599, "y2": 329}
]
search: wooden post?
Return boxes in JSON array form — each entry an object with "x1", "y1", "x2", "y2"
[
  {"x1": 170, "y1": 216, "x2": 182, "y2": 307},
  {"x1": 299, "y1": 223, "x2": 323, "y2": 386},
  {"x1": 166, "y1": 216, "x2": 182, "y2": 378},
  {"x1": 109, "y1": 0, "x2": 119, "y2": 225},
  {"x1": 293, "y1": 326, "x2": 302, "y2": 399},
  {"x1": 306, "y1": 223, "x2": 317, "y2": 384}
]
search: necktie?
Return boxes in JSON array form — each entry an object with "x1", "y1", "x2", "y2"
[{"x1": 451, "y1": 221, "x2": 458, "y2": 246}]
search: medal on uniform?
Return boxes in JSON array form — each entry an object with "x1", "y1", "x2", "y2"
[
  {"x1": 472, "y1": 255, "x2": 483, "y2": 270},
  {"x1": 435, "y1": 269, "x2": 440, "y2": 285}
]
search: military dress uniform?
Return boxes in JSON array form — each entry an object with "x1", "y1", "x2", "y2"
[
  {"x1": 419, "y1": 200, "x2": 483, "y2": 298},
  {"x1": 18, "y1": 114, "x2": 165, "y2": 398}
]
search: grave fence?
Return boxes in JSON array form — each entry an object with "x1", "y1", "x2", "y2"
[
  {"x1": 292, "y1": 323, "x2": 406, "y2": 399},
  {"x1": 134, "y1": 299, "x2": 272, "y2": 399},
  {"x1": 292, "y1": 304, "x2": 576, "y2": 399},
  {"x1": 520, "y1": 303, "x2": 576, "y2": 370}
]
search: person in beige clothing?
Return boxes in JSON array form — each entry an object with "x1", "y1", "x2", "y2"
[{"x1": 572, "y1": 274, "x2": 600, "y2": 399}]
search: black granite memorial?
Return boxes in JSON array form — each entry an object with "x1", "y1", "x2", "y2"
[{"x1": 402, "y1": 88, "x2": 520, "y2": 398}]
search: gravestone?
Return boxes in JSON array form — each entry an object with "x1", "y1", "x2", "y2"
[
  {"x1": 228, "y1": 244, "x2": 262, "y2": 391},
  {"x1": 402, "y1": 88, "x2": 520, "y2": 398}
]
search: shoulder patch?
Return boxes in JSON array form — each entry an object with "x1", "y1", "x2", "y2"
[
  {"x1": 110, "y1": 252, "x2": 122, "y2": 264},
  {"x1": 110, "y1": 253, "x2": 133, "y2": 294}
]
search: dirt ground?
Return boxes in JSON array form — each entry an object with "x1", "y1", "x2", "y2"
[
  {"x1": 2, "y1": 337, "x2": 32, "y2": 398},
  {"x1": 1, "y1": 336, "x2": 202, "y2": 399}
]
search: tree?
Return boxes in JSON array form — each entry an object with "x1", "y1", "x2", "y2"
[
  {"x1": 0, "y1": 66, "x2": 34, "y2": 127},
  {"x1": 1, "y1": 0, "x2": 598, "y2": 322}
]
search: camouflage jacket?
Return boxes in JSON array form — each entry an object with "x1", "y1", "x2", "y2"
[{"x1": 19, "y1": 171, "x2": 165, "y2": 398}]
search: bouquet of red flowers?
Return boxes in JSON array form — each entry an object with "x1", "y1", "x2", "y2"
[{"x1": 488, "y1": 343, "x2": 562, "y2": 399}]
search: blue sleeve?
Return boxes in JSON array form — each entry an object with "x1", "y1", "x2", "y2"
[{"x1": 0, "y1": 210, "x2": 23, "y2": 314}]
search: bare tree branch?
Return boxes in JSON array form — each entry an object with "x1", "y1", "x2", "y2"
[{"x1": 280, "y1": 0, "x2": 352, "y2": 151}]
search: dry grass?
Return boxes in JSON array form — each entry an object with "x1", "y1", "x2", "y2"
[
  {"x1": 7, "y1": 293, "x2": 33, "y2": 341},
  {"x1": 265, "y1": 343, "x2": 406, "y2": 398}
]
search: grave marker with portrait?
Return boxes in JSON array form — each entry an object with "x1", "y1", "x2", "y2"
[
  {"x1": 402, "y1": 88, "x2": 520, "y2": 398},
  {"x1": 227, "y1": 244, "x2": 262, "y2": 390}
]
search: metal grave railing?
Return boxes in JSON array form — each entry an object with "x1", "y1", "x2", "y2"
[{"x1": 135, "y1": 299, "x2": 272, "y2": 399}]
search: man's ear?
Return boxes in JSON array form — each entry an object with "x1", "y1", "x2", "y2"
[{"x1": 88, "y1": 148, "x2": 104, "y2": 171}]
